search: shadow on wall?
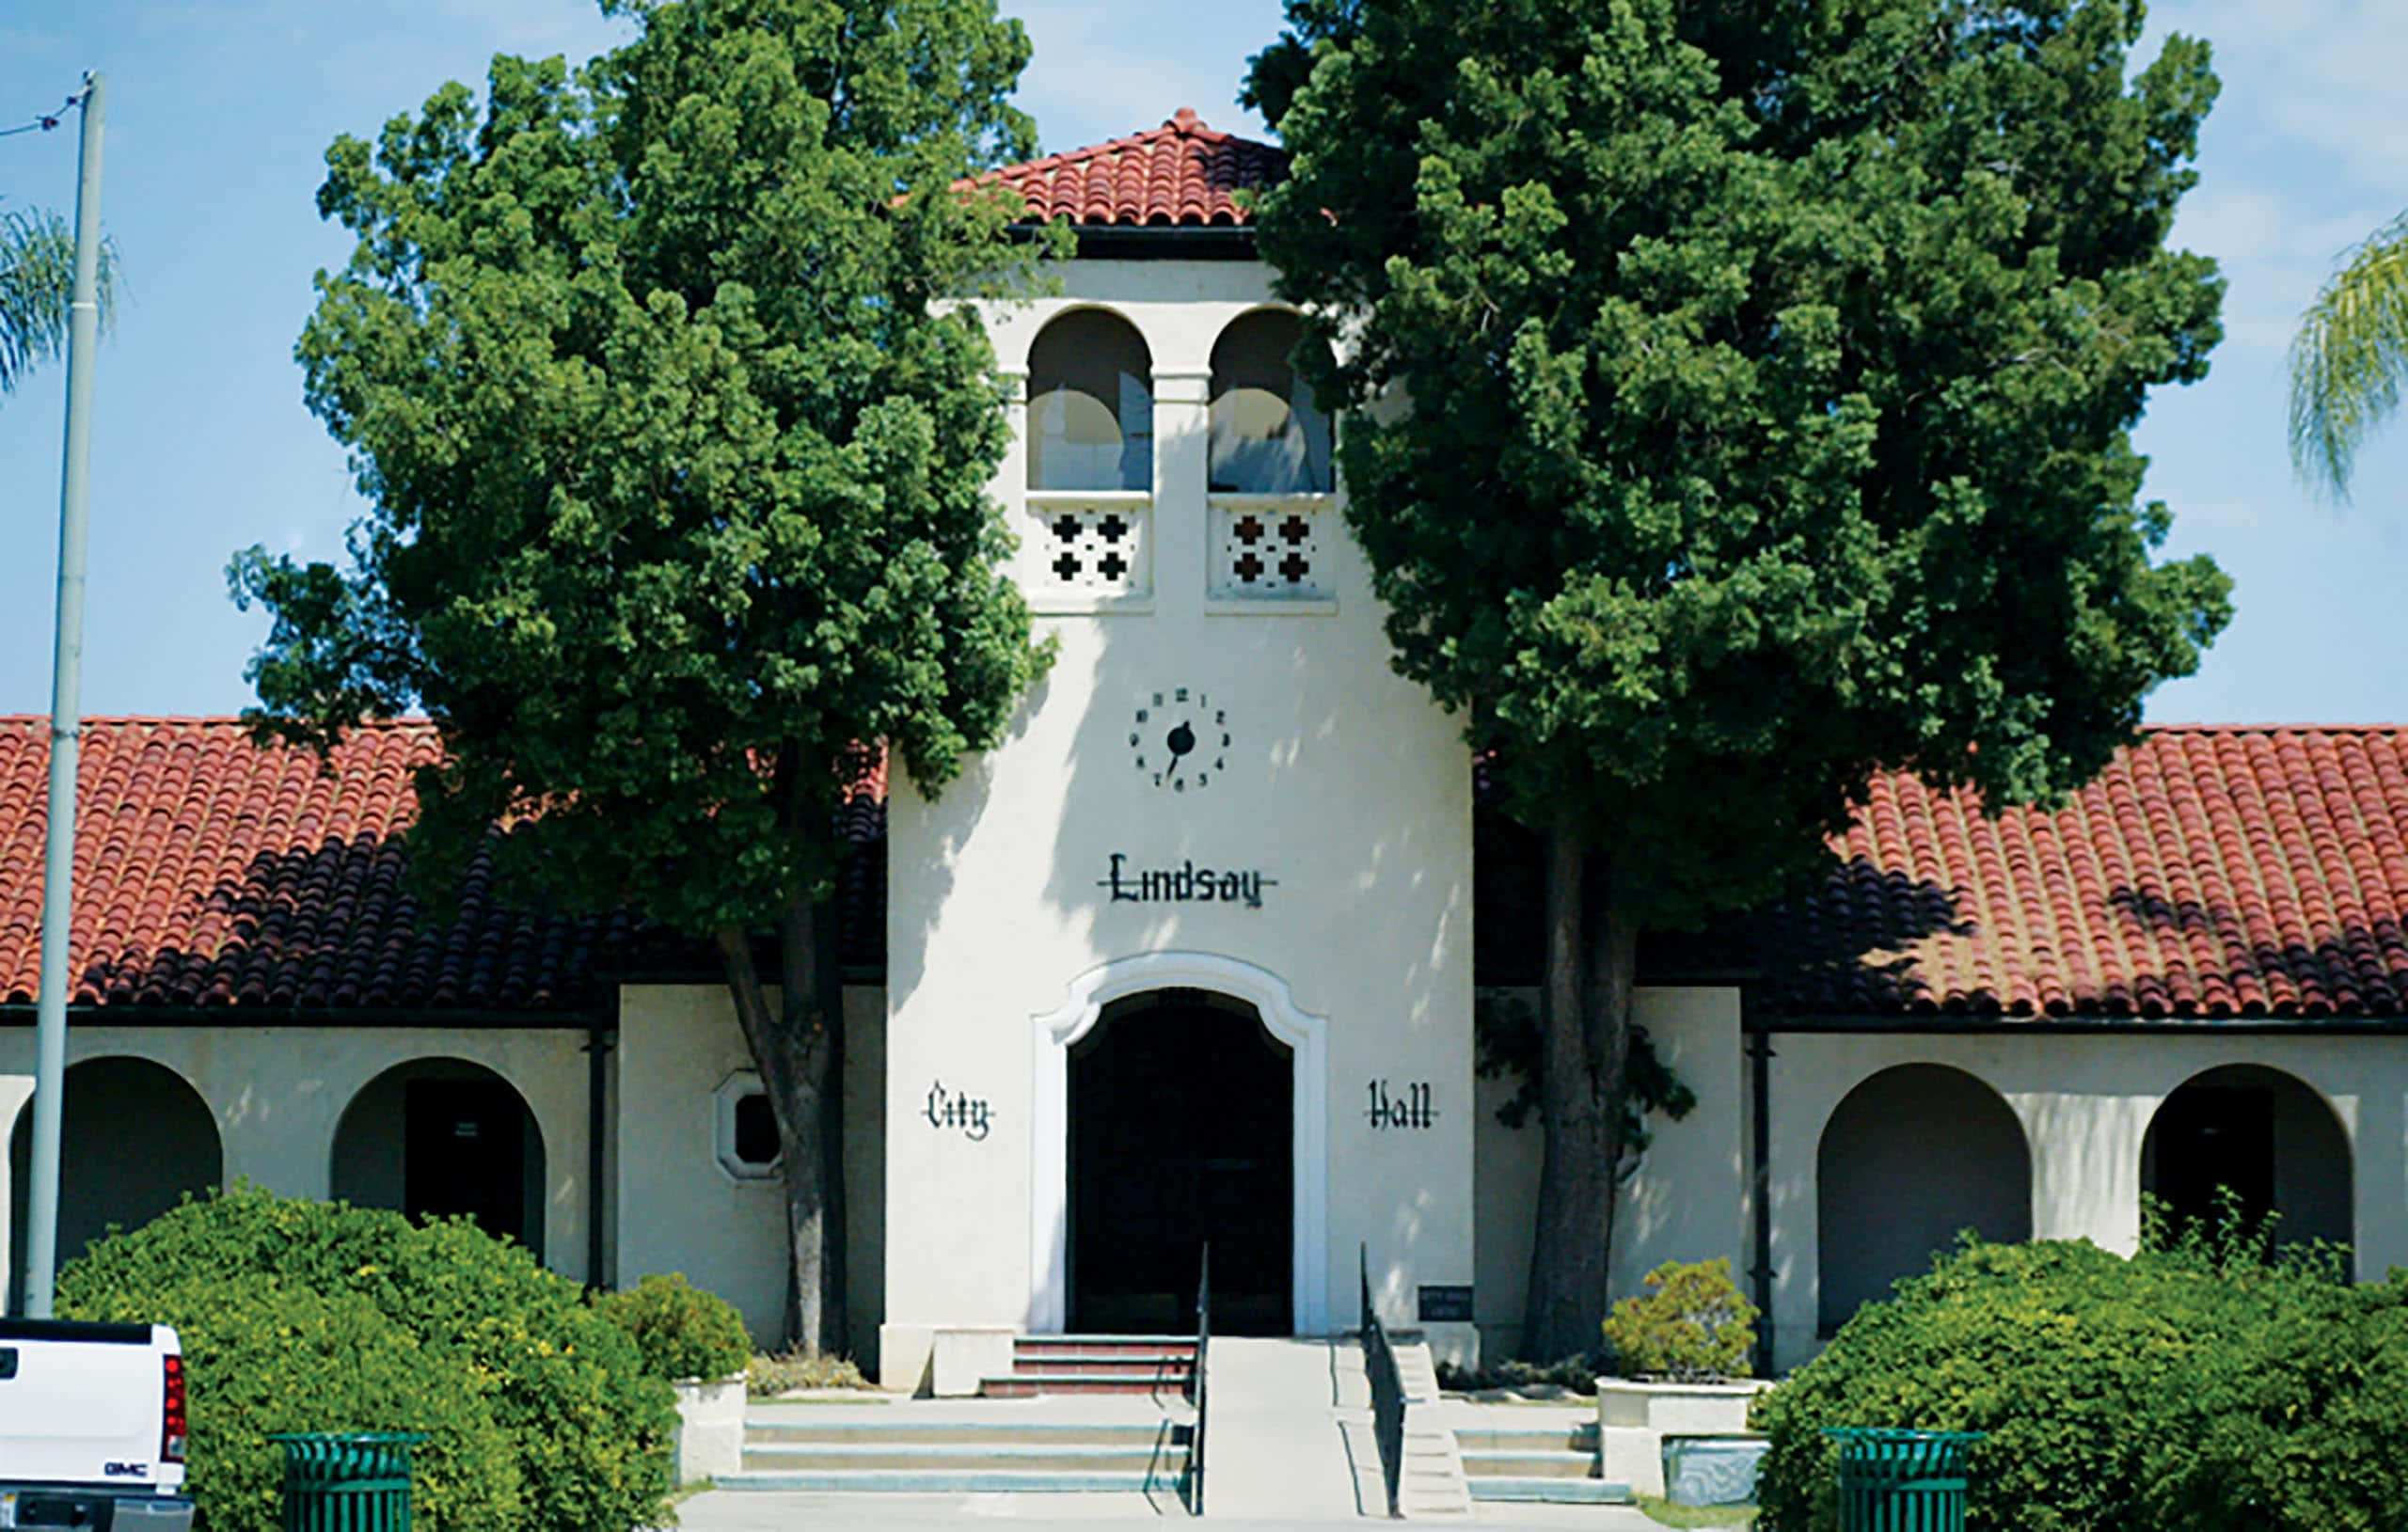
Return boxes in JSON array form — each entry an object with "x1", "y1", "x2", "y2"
[
  {"x1": 1815, "y1": 1063, "x2": 2031, "y2": 1335},
  {"x1": 8, "y1": 1056, "x2": 222, "y2": 1307}
]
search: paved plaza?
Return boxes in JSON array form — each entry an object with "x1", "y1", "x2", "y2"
[{"x1": 675, "y1": 1488, "x2": 1664, "y2": 1529}]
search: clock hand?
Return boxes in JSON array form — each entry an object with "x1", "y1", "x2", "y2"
[{"x1": 1164, "y1": 720, "x2": 1196, "y2": 782}]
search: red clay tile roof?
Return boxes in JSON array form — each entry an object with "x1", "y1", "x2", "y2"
[
  {"x1": 969, "y1": 108, "x2": 1287, "y2": 228},
  {"x1": 1743, "y1": 727, "x2": 2408, "y2": 1019},
  {"x1": 0, "y1": 718, "x2": 883, "y2": 1015},
  {"x1": 9, "y1": 719, "x2": 2407, "y2": 1021}
]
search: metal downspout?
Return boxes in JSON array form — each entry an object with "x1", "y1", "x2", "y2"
[
  {"x1": 586, "y1": 1001, "x2": 615, "y2": 1291},
  {"x1": 1746, "y1": 988, "x2": 1775, "y2": 1377}
]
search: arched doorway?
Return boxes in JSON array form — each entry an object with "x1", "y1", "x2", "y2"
[
  {"x1": 1817, "y1": 1064, "x2": 2031, "y2": 1335},
  {"x1": 1069, "y1": 989, "x2": 1291, "y2": 1335},
  {"x1": 332, "y1": 1059, "x2": 546, "y2": 1257},
  {"x1": 10, "y1": 1056, "x2": 223, "y2": 1296},
  {"x1": 2142, "y1": 1065, "x2": 2351, "y2": 1251}
]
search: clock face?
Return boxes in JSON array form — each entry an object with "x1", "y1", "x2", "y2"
[{"x1": 1131, "y1": 687, "x2": 1230, "y2": 794}]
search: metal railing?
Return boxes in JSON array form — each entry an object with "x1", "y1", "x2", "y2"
[
  {"x1": 1360, "y1": 1244, "x2": 1404, "y2": 1519},
  {"x1": 1186, "y1": 1242, "x2": 1211, "y2": 1515}
]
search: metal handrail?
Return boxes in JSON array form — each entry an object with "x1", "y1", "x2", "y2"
[
  {"x1": 1360, "y1": 1243, "x2": 1404, "y2": 1519},
  {"x1": 1188, "y1": 1242, "x2": 1211, "y2": 1515}
]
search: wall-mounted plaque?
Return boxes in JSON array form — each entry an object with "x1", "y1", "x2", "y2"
[{"x1": 1418, "y1": 1285, "x2": 1475, "y2": 1322}]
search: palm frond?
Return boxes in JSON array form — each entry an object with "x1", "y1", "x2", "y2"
[
  {"x1": 2289, "y1": 213, "x2": 2408, "y2": 501},
  {"x1": 0, "y1": 203, "x2": 120, "y2": 398}
]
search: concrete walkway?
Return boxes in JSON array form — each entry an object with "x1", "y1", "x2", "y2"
[
  {"x1": 673, "y1": 1487, "x2": 1665, "y2": 1527},
  {"x1": 1197, "y1": 1337, "x2": 1363, "y2": 1519}
]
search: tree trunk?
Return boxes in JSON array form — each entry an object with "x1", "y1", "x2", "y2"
[
  {"x1": 714, "y1": 893, "x2": 848, "y2": 1355},
  {"x1": 1516, "y1": 822, "x2": 1641, "y2": 1362}
]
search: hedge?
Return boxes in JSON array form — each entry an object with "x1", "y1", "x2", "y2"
[
  {"x1": 59, "y1": 1186, "x2": 675, "y2": 1532},
  {"x1": 1751, "y1": 1229, "x2": 2408, "y2": 1532}
]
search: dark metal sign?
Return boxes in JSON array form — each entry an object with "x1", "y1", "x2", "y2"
[
  {"x1": 1098, "y1": 853, "x2": 1277, "y2": 909},
  {"x1": 1418, "y1": 1285, "x2": 1475, "y2": 1322}
]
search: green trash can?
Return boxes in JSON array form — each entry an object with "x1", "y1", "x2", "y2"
[
  {"x1": 268, "y1": 1432, "x2": 425, "y2": 1532},
  {"x1": 1825, "y1": 1428, "x2": 1983, "y2": 1532}
]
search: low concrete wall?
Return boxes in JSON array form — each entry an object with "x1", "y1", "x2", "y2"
[{"x1": 672, "y1": 1375, "x2": 747, "y2": 1484}]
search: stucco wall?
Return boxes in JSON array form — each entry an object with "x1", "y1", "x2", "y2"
[
  {"x1": 0, "y1": 1023, "x2": 594, "y2": 1310},
  {"x1": 1473, "y1": 987, "x2": 1748, "y2": 1361},
  {"x1": 613, "y1": 984, "x2": 886, "y2": 1359},
  {"x1": 1764, "y1": 1029, "x2": 2408, "y2": 1372},
  {"x1": 881, "y1": 259, "x2": 1477, "y2": 1386}
]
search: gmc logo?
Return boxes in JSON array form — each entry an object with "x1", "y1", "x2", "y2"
[{"x1": 103, "y1": 1462, "x2": 149, "y2": 1478}]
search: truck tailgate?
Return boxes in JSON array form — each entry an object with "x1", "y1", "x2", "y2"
[{"x1": 0, "y1": 1321, "x2": 160, "y2": 1486}]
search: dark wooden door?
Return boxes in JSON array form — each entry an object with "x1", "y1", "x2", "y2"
[
  {"x1": 2154, "y1": 1084, "x2": 2274, "y2": 1238},
  {"x1": 404, "y1": 1080, "x2": 527, "y2": 1244},
  {"x1": 1069, "y1": 997, "x2": 1291, "y2": 1335}
]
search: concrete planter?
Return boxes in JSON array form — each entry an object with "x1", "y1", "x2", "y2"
[
  {"x1": 1596, "y1": 1379, "x2": 1773, "y2": 1498},
  {"x1": 673, "y1": 1374, "x2": 748, "y2": 1484}
]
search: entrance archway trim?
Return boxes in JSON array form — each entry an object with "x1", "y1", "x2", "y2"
[{"x1": 1029, "y1": 950, "x2": 1328, "y2": 1335}]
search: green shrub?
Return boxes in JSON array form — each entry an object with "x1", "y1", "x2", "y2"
[
  {"x1": 1604, "y1": 1257, "x2": 1755, "y2": 1382},
  {"x1": 597, "y1": 1273, "x2": 752, "y2": 1382},
  {"x1": 747, "y1": 1349, "x2": 873, "y2": 1398},
  {"x1": 66, "y1": 1274, "x2": 521, "y2": 1532},
  {"x1": 1750, "y1": 1232, "x2": 2400, "y2": 1532},
  {"x1": 59, "y1": 1185, "x2": 674, "y2": 1532}
]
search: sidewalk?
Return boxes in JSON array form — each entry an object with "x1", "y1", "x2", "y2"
[{"x1": 673, "y1": 1488, "x2": 1667, "y2": 1527}]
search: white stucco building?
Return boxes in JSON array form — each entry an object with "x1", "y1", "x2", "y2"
[{"x1": 6, "y1": 113, "x2": 2405, "y2": 1385}]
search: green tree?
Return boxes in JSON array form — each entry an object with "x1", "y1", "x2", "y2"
[
  {"x1": 0, "y1": 202, "x2": 117, "y2": 398},
  {"x1": 2289, "y1": 215, "x2": 2408, "y2": 498},
  {"x1": 1247, "y1": 0, "x2": 2231, "y2": 1360},
  {"x1": 229, "y1": 0, "x2": 1059, "y2": 1350}
]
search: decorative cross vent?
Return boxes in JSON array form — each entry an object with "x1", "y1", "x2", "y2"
[
  {"x1": 1213, "y1": 501, "x2": 1326, "y2": 600},
  {"x1": 1035, "y1": 502, "x2": 1147, "y2": 598}
]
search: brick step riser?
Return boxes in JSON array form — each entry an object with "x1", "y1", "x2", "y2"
[
  {"x1": 1012, "y1": 1342, "x2": 1197, "y2": 1360},
  {"x1": 1011, "y1": 1358, "x2": 1194, "y2": 1377},
  {"x1": 1453, "y1": 1433, "x2": 1598, "y2": 1453},
  {"x1": 980, "y1": 1378, "x2": 1192, "y2": 1398}
]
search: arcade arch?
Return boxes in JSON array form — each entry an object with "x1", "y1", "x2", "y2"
[
  {"x1": 1816, "y1": 1063, "x2": 2031, "y2": 1334},
  {"x1": 2141, "y1": 1064, "x2": 2351, "y2": 1252},
  {"x1": 9, "y1": 1055, "x2": 222, "y2": 1291},
  {"x1": 332, "y1": 1058, "x2": 547, "y2": 1258}
]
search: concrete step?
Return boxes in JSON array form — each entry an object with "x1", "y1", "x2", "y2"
[
  {"x1": 717, "y1": 1468, "x2": 1175, "y2": 1493},
  {"x1": 1014, "y1": 1334, "x2": 1196, "y2": 1358},
  {"x1": 1466, "y1": 1477, "x2": 1634, "y2": 1505},
  {"x1": 1461, "y1": 1448, "x2": 1599, "y2": 1480},
  {"x1": 745, "y1": 1419, "x2": 1184, "y2": 1447},
  {"x1": 742, "y1": 1443, "x2": 1171, "y2": 1474},
  {"x1": 1454, "y1": 1423, "x2": 1599, "y2": 1454}
]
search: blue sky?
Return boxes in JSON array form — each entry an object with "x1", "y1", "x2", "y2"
[{"x1": 0, "y1": 0, "x2": 2401, "y2": 723}]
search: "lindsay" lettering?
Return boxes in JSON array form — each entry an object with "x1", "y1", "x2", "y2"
[{"x1": 1097, "y1": 853, "x2": 1277, "y2": 909}]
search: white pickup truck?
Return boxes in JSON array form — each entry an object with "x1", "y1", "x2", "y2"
[{"x1": 0, "y1": 1319, "x2": 194, "y2": 1532}]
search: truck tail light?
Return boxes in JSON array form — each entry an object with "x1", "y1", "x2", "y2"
[{"x1": 162, "y1": 1353, "x2": 187, "y2": 1464}]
